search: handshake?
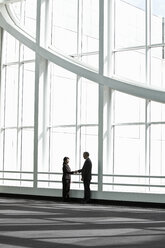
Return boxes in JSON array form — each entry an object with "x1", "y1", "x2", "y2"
[{"x1": 73, "y1": 170, "x2": 80, "y2": 174}]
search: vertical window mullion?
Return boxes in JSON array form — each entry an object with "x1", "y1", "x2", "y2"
[
  {"x1": 1, "y1": 29, "x2": 7, "y2": 181},
  {"x1": 19, "y1": 59, "x2": 24, "y2": 184},
  {"x1": 98, "y1": 0, "x2": 104, "y2": 192},
  {"x1": 75, "y1": 76, "x2": 79, "y2": 171},
  {"x1": 76, "y1": 1, "x2": 80, "y2": 169},
  {"x1": 2, "y1": 66, "x2": 7, "y2": 176},
  {"x1": 33, "y1": 0, "x2": 41, "y2": 188},
  {"x1": 106, "y1": 0, "x2": 114, "y2": 179},
  {"x1": 145, "y1": 0, "x2": 151, "y2": 189},
  {"x1": 17, "y1": 43, "x2": 22, "y2": 178}
]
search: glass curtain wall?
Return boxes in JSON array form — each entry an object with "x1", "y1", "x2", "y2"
[
  {"x1": 9, "y1": 0, "x2": 37, "y2": 38},
  {"x1": 37, "y1": 0, "x2": 99, "y2": 191},
  {"x1": 0, "y1": 31, "x2": 35, "y2": 187},
  {"x1": 50, "y1": 0, "x2": 99, "y2": 69},
  {"x1": 103, "y1": 0, "x2": 165, "y2": 193},
  {"x1": 37, "y1": 63, "x2": 98, "y2": 190},
  {"x1": 2, "y1": 0, "x2": 99, "y2": 192},
  {"x1": 1, "y1": 0, "x2": 165, "y2": 198}
]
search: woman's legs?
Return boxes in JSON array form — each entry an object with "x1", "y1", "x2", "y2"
[{"x1": 63, "y1": 179, "x2": 71, "y2": 200}]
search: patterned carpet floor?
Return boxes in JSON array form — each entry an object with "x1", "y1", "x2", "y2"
[{"x1": 0, "y1": 196, "x2": 165, "y2": 247}]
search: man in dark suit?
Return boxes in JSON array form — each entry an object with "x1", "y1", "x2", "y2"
[{"x1": 78, "y1": 152, "x2": 92, "y2": 203}]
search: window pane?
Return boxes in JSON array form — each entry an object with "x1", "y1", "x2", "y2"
[
  {"x1": 112, "y1": 125, "x2": 146, "y2": 192},
  {"x1": 22, "y1": 63, "x2": 35, "y2": 126},
  {"x1": 21, "y1": 129, "x2": 34, "y2": 172},
  {"x1": 9, "y1": 0, "x2": 37, "y2": 37},
  {"x1": 82, "y1": 54, "x2": 99, "y2": 69},
  {"x1": 50, "y1": 65, "x2": 76, "y2": 125},
  {"x1": 151, "y1": 47, "x2": 165, "y2": 88},
  {"x1": 0, "y1": 131, "x2": 4, "y2": 170},
  {"x1": 24, "y1": 0, "x2": 37, "y2": 36},
  {"x1": 151, "y1": 0, "x2": 165, "y2": 44},
  {"x1": 79, "y1": 78, "x2": 98, "y2": 124},
  {"x1": 80, "y1": 126, "x2": 98, "y2": 174},
  {"x1": 22, "y1": 45, "x2": 35, "y2": 61},
  {"x1": 5, "y1": 65, "x2": 18, "y2": 127},
  {"x1": 49, "y1": 127, "x2": 76, "y2": 174},
  {"x1": 150, "y1": 125, "x2": 165, "y2": 193},
  {"x1": 114, "y1": 125, "x2": 145, "y2": 175},
  {"x1": 115, "y1": 0, "x2": 145, "y2": 48},
  {"x1": 51, "y1": 0, "x2": 78, "y2": 55},
  {"x1": 4, "y1": 130, "x2": 17, "y2": 171},
  {"x1": 122, "y1": 0, "x2": 145, "y2": 9},
  {"x1": 82, "y1": 0, "x2": 99, "y2": 54},
  {"x1": 114, "y1": 50, "x2": 145, "y2": 83},
  {"x1": 10, "y1": 2, "x2": 21, "y2": 21},
  {"x1": 151, "y1": 101, "x2": 165, "y2": 122},
  {"x1": 0, "y1": 69, "x2": 5, "y2": 127},
  {"x1": 113, "y1": 92, "x2": 145, "y2": 123},
  {"x1": 51, "y1": 0, "x2": 99, "y2": 69},
  {"x1": 3, "y1": 32, "x2": 19, "y2": 63}
]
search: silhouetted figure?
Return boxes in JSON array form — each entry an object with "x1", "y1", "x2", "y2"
[
  {"x1": 62, "y1": 157, "x2": 74, "y2": 201},
  {"x1": 77, "y1": 152, "x2": 92, "y2": 203}
]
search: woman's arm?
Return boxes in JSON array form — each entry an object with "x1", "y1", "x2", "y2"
[{"x1": 63, "y1": 164, "x2": 75, "y2": 174}]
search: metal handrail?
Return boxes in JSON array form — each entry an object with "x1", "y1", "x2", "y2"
[
  {"x1": 103, "y1": 174, "x2": 165, "y2": 179},
  {"x1": 103, "y1": 182, "x2": 165, "y2": 188}
]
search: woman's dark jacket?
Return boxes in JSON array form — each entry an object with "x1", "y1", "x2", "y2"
[{"x1": 62, "y1": 164, "x2": 74, "y2": 180}]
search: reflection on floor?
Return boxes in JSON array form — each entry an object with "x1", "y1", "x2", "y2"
[{"x1": 0, "y1": 196, "x2": 165, "y2": 247}]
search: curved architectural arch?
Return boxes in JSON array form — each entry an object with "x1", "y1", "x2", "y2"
[
  {"x1": 0, "y1": 5, "x2": 165, "y2": 104},
  {"x1": 0, "y1": 0, "x2": 20, "y2": 4}
]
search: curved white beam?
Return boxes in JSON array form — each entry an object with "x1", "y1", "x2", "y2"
[
  {"x1": 0, "y1": 6, "x2": 165, "y2": 103},
  {"x1": 0, "y1": 0, "x2": 20, "y2": 5}
]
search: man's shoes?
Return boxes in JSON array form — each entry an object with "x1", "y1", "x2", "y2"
[{"x1": 63, "y1": 198, "x2": 70, "y2": 202}]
